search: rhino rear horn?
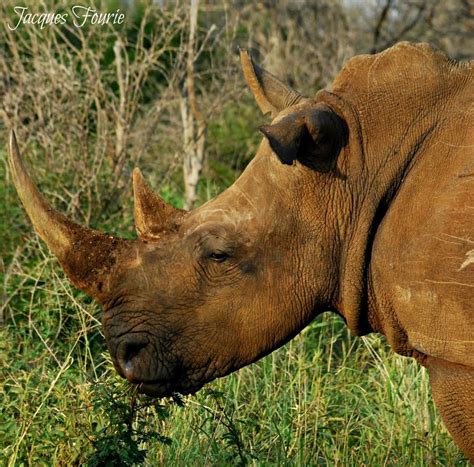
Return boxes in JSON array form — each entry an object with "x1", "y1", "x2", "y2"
[
  {"x1": 240, "y1": 49, "x2": 309, "y2": 117},
  {"x1": 133, "y1": 168, "x2": 184, "y2": 239},
  {"x1": 8, "y1": 130, "x2": 129, "y2": 299},
  {"x1": 259, "y1": 106, "x2": 348, "y2": 171}
]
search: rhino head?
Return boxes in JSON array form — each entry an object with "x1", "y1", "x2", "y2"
[{"x1": 8, "y1": 51, "x2": 349, "y2": 397}]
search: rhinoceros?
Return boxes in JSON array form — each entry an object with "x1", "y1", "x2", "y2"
[{"x1": 7, "y1": 42, "x2": 474, "y2": 459}]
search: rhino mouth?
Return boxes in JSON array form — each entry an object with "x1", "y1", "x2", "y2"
[
  {"x1": 136, "y1": 379, "x2": 204, "y2": 398},
  {"x1": 110, "y1": 351, "x2": 210, "y2": 398}
]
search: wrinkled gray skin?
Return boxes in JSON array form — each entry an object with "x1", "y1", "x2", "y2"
[{"x1": 8, "y1": 43, "x2": 474, "y2": 459}]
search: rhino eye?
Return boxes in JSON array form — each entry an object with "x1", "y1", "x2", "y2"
[{"x1": 208, "y1": 251, "x2": 229, "y2": 262}]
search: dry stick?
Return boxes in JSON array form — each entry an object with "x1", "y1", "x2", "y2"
[
  {"x1": 113, "y1": 36, "x2": 128, "y2": 184},
  {"x1": 128, "y1": 12, "x2": 186, "y2": 169},
  {"x1": 100, "y1": 8, "x2": 186, "y2": 215},
  {"x1": 380, "y1": 3, "x2": 427, "y2": 51},
  {"x1": 9, "y1": 355, "x2": 74, "y2": 467},
  {"x1": 0, "y1": 244, "x2": 29, "y2": 324},
  {"x1": 30, "y1": 320, "x2": 61, "y2": 366},
  {"x1": 181, "y1": 0, "x2": 208, "y2": 210},
  {"x1": 372, "y1": 0, "x2": 393, "y2": 54}
]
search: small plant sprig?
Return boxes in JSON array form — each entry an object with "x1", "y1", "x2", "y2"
[
  {"x1": 198, "y1": 388, "x2": 251, "y2": 466},
  {"x1": 82, "y1": 370, "x2": 183, "y2": 466}
]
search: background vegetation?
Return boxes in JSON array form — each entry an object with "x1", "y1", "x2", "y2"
[{"x1": 1, "y1": 0, "x2": 472, "y2": 464}]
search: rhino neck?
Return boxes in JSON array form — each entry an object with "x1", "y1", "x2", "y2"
[
  {"x1": 318, "y1": 44, "x2": 465, "y2": 335},
  {"x1": 317, "y1": 92, "x2": 437, "y2": 333},
  {"x1": 314, "y1": 91, "x2": 373, "y2": 334}
]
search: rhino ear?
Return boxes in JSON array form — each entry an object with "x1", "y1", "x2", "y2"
[
  {"x1": 133, "y1": 168, "x2": 185, "y2": 240},
  {"x1": 240, "y1": 49, "x2": 308, "y2": 117},
  {"x1": 259, "y1": 107, "x2": 347, "y2": 171}
]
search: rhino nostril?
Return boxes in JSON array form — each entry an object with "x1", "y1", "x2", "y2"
[{"x1": 119, "y1": 340, "x2": 148, "y2": 379}]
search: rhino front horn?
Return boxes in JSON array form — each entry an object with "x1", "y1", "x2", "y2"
[
  {"x1": 132, "y1": 168, "x2": 185, "y2": 239},
  {"x1": 8, "y1": 130, "x2": 129, "y2": 299}
]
